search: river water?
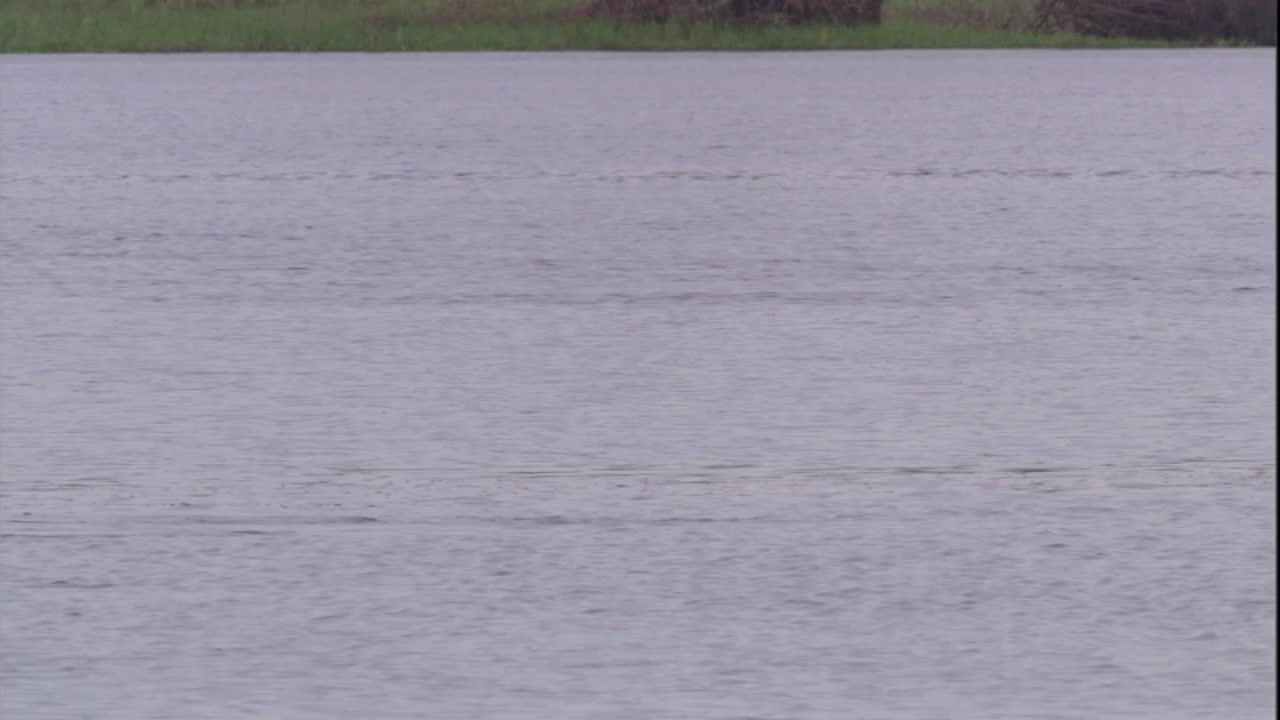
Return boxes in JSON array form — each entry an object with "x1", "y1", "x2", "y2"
[{"x1": 1, "y1": 51, "x2": 1275, "y2": 719}]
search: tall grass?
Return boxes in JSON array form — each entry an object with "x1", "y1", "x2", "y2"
[{"x1": 0, "y1": 0, "x2": 1183, "y2": 51}]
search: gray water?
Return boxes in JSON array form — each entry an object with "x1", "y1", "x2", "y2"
[{"x1": 1, "y1": 51, "x2": 1275, "y2": 720}]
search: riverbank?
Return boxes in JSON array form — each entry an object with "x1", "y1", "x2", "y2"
[{"x1": 0, "y1": 0, "x2": 1185, "y2": 52}]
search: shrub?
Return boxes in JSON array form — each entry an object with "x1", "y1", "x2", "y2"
[{"x1": 1033, "y1": 0, "x2": 1276, "y2": 44}]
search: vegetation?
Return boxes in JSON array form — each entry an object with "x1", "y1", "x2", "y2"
[
  {"x1": 1034, "y1": 0, "x2": 1275, "y2": 45},
  {"x1": 1, "y1": 0, "x2": 1265, "y2": 52}
]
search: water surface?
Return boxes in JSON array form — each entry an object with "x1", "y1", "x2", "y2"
[{"x1": 1, "y1": 51, "x2": 1275, "y2": 719}]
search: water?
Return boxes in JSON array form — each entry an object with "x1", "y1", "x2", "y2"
[{"x1": 1, "y1": 50, "x2": 1275, "y2": 719}]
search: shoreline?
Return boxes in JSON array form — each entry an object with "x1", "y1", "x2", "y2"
[
  {"x1": 0, "y1": 3, "x2": 1198, "y2": 53},
  {"x1": 5, "y1": 0, "x2": 1272, "y2": 53},
  {"x1": 0, "y1": 21, "x2": 1185, "y2": 53}
]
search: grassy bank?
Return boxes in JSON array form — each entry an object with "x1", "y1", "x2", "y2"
[{"x1": 0, "y1": 0, "x2": 1179, "y2": 51}]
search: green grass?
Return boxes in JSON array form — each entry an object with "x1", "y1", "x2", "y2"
[{"x1": 0, "y1": 0, "x2": 1178, "y2": 51}]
